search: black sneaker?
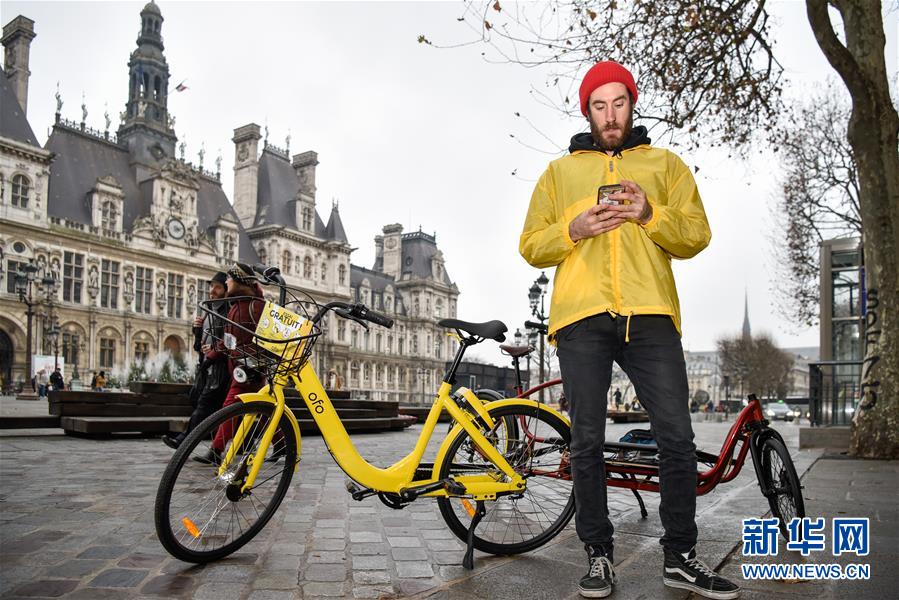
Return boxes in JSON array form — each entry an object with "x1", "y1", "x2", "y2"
[
  {"x1": 663, "y1": 547, "x2": 740, "y2": 599},
  {"x1": 161, "y1": 435, "x2": 181, "y2": 450},
  {"x1": 579, "y1": 546, "x2": 617, "y2": 598}
]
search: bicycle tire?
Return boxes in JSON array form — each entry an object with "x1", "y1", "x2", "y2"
[
  {"x1": 436, "y1": 403, "x2": 574, "y2": 555},
  {"x1": 155, "y1": 401, "x2": 297, "y2": 563},
  {"x1": 757, "y1": 436, "x2": 805, "y2": 538}
]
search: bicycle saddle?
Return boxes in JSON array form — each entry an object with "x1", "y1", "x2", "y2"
[
  {"x1": 438, "y1": 319, "x2": 507, "y2": 342},
  {"x1": 499, "y1": 344, "x2": 533, "y2": 358}
]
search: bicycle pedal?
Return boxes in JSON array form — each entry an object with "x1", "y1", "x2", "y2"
[
  {"x1": 345, "y1": 479, "x2": 373, "y2": 501},
  {"x1": 444, "y1": 478, "x2": 466, "y2": 496}
]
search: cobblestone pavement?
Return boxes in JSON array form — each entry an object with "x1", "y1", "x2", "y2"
[{"x1": 0, "y1": 417, "x2": 806, "y2": 599}]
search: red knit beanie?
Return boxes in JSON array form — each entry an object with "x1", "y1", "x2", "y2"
[{"x1": 578, "y1": 61, "x2": 638, "y2": 117}]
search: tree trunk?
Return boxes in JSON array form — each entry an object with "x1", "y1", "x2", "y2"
[{"x1": 806, "y1": 0, "x2": 899, "y2": 458}]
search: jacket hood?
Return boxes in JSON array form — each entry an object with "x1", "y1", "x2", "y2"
[{"x1": 568, "y1": 125, "x2": 651, "y2": 155}]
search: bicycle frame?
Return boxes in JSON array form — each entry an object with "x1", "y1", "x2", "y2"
[
  {"x1": 514, "y1": 373, "x2": 775, "y2": 498},
  {"x1": 223, "y1": 362, "x2": 533, "y2": 500},
  {"x1": 604, "y1": 396, "x2": 767, "y2": 496}
]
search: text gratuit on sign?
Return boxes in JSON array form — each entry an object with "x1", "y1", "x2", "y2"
[{"x1": 254, "y1": 302, "x2": 314, "y2": 360}]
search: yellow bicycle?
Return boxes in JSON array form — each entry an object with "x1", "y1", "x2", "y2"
[{"x1": 154, "y1": 265, "x2": 574, "y2": 569}]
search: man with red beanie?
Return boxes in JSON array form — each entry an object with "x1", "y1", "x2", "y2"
[{"x1": 520, "y1": 61, "x2": 739, "y2": 599}]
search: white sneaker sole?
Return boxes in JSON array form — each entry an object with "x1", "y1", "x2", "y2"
[
  {"x1": 663, "y1": 578, "x2": 740, "y2": 599},
  {"x1": 578, "y1": 586, "x2": 612, "y2": 598}
]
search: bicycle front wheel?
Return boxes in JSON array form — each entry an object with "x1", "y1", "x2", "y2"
[
  {"x1": 758, "y1": 436, "x2": 805, "y2": 538},
  {"x1": 436, "y1": 403, "x2": 574, "y2": 555},
  {"x1": 155, "y1": 401, "x2": 298, "y2": 563}
]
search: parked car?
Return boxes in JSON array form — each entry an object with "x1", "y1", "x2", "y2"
[{"x1": 765, "y1": 402, "x2": 799, "y2": 422}]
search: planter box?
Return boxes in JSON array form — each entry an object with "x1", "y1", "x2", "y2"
[{"x1": 128, "y1": 381, "x2": 192, "y2": 395}]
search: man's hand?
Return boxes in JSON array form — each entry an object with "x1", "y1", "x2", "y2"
[
  {"x1": 193, "y1": 315, "x2": 204, "y2": 328},
  {"x1": 201, "y1": 343, "x2": 211, "y2": 354},
  {"x1": 603, "y1": 179, "x2": 653, "y2": 224},
  {"x1": 569, "y1": 204, "x2": 627, "y2": 242}
]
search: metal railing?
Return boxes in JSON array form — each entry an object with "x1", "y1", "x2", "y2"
[{"x1": 808, "y1": 360, "x2": 862, "y2": 426}]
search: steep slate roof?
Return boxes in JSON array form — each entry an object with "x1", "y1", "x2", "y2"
[
  {"x1": 401, "y1": 233, "x2": 454, "y2": 285},
  {"x1": 350, "y1": 264, "x2": 407, "y2": 315},
  {"x1": 255, "y1": 148, "x2": 327, "y2": 236},
  {"x1": 44, "y1": 124, "x2": 257, "y2": 263},
  {"x1": 0, "y1": 66, "x2": 40, "y2": 146},
  {"x1": 255, "y1": 147, "x2": 346, "y2": 242},
  {"x1": 46, "y1": 126, "x2": 147, "y2": 228},
  {"x1": 350, "y1": 264, "x2": 395, "y2": 292},
  {"x1": 325, "y1": 205, "x2": 348, "y2": 243}
]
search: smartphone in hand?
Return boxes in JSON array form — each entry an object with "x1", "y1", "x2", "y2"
[{"x1": 598, "y1": 184, "x2": 625, "y2": 206}]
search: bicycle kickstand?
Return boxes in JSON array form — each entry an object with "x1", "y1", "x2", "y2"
[
  {"x1": 631, "y1": 488, "x2": 648, "y2": 519},
  {"x1": 462, "y1": 501, "x2": 486, "y2": 570}
]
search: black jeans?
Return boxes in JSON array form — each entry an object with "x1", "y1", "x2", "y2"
[
  {"x1": 557, "y1": 313, "x2": 698, "y2": 555},
  {"x1": 176, "y1": 362, "x2": 229, "y2": 444}
]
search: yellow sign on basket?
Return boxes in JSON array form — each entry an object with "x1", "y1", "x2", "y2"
[{"x1": 254, "y1": 301, "x2": 314, "y2": 361}]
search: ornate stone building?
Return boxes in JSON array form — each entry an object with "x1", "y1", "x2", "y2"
[{"x1": 0, "y1": 3, "x2": 459, "y2": 402}]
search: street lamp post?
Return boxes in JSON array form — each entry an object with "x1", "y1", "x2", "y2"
[
  {"x1": 416, "y1": 368, "x2": 428, "y2": 405},
  {"x1": 46, "y1": 323, "x2": 60, "y2": 373},
  {"x1": 14, "y1": 263, "x2": 55, "y2": 389},
  {"x1": 528, "y1": 272, "x2": 549, "y2": 402}
]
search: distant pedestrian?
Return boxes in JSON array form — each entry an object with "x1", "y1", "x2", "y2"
[
  {"x1": 95, "y1": 371, "x2": 106, "y2": 391},
  {"x1": 613, "y1": 387, "x2": 622, "y2": 409},
  {"x1": 89, "y1": 371, "x2": 98, "y2": 391},
  {"x1": 559, "y1": 393, "x2": 570, "y2": 414},
  {"x1": 49, "y1": 369, "x2": 65, "y2": 391},
  {"x1": 35, "y1": 368, "x2": 49, "y2": 399}
]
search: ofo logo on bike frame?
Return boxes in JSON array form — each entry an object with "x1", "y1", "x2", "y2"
[{"x1": 740, "y1": 517, "x2": 870, "y2": 580}]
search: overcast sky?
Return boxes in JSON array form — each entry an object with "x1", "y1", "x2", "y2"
[{"x1": 5, "y1": 0, "x2": 897, "y2": 365}]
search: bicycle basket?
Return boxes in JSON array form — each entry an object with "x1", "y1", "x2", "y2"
[{"x1": 200, "y1": 296, "x2": 321, "y2": 382}]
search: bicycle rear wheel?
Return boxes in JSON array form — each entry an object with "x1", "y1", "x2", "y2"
[
  {"x1": 436, "y1": 403, "x2": 574, "y2": 555},
  {"x1": 757, "y1": 436, "x2": 805, "y2": 537},
  {"x1": 155, "y1": 401, "x2": 297, "y2": 563}
]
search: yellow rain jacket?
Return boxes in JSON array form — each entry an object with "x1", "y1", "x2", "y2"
[{"x1": 519, "y1": 129, "x2": 711, "y2": 343}]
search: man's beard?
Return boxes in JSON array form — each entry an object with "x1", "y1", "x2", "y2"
[{"x1": 589, "y1": 111, "x2": 634, "y2": 151}]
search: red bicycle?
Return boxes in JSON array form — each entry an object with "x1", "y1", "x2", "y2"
[{"x1": 478, "y1": 336, "x2": 805, "y2": 538}]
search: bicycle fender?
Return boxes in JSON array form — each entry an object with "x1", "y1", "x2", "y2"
[
  {"x1": 238, "y1": 392, "x2": 302, "y2": 472},
  {"x1": 431, "y1": 399, "x2": 569, "y2": 478}
]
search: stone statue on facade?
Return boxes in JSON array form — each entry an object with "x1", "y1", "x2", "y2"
[
  {"x1": 87, "y1": 265, "x2": 100, "y2": 299},
  {"x1": 198, "y1": 144, "x2": 205, "y2": 170},
  {"x1": 54, "y1": 82, "x2": 63, "y2": 114},
  {"x1": 81, "y1": 93, "x2": 88, "y2": 124},
  {"x1": 123, "y1": 271, "x2": 135, "y2": 306},
  {"x1": 156, "y1": 276, "x2": 167, "y2": 310}
]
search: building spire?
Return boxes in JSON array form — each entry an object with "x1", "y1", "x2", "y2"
[{"x1": 742, "y1": 289, "x2": 751, "y2": 341}]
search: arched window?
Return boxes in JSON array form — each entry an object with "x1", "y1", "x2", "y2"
[
  {"x1": 257, "y1": 245, "x2": 268, "y2": 265},
  {"x1": 338, "y1": 264, "x2": 347, "y2": 286},
  {"x1": 302, "y1": 207, "x2": 313, "y2": 231},
  {"x1": 101, "y1": 200, "x2": 118, "y2": 231},
  {"x1": 303, "y1": 256, "x2": 312, "y2": 279},
  {"x1": 281, "y1": 250, "x2": 292, "y2": 274},
  {"x1": 11, "y1": 174, "x2": 30, "y2": 208}
]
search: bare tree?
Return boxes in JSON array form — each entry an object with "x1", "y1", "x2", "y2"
[
  {"x1": 718, "y1": 334, "x2": 795, "y2": 401},
  {"x1": 426, "y1": 0, "x2": 899, "y2": 457},
  {"x1": 771, "y1": 87, "x2": 862, "y2": 328}
]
